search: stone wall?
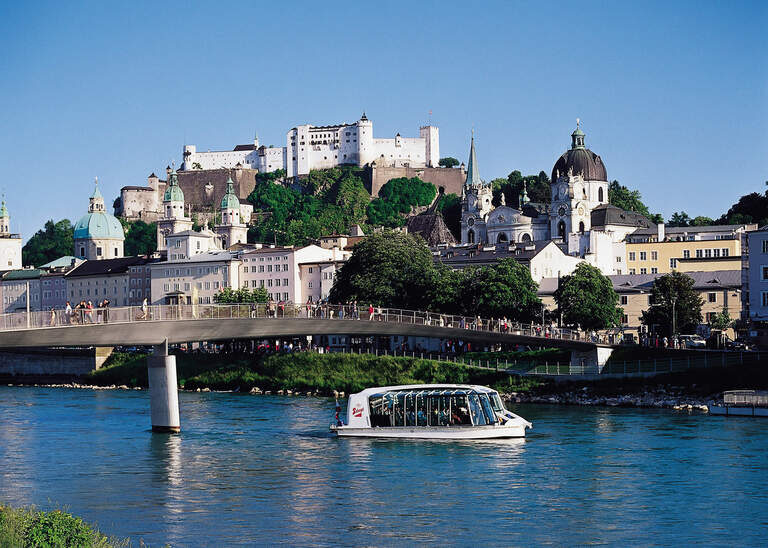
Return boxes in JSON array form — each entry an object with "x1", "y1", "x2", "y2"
[
  {"x1": 366, "y1": 166, "x2": 466, "y2": 198},
  {"x1": 0, "y1": 347, "x2": 113, "y2": 376},
  {"x1": 177, "y1": 168, "x2": 260, "y2": 216}
]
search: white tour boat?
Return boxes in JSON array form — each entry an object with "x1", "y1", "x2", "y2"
[
  {"x1": 709, "y1": 390, "x2": 768, "y2": 417},
  {"x1": 330, "y1": 384, "x2": 532, "y2": 439}
]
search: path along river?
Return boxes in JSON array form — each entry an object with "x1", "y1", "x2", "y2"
[{"x1": 0, "y1": 386, "x2": 766, "y2": 546}]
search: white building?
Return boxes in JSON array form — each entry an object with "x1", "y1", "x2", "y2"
[
  {"x1": 0, "y1": 201, "x2": 22, "y2": 270},
  {"x1": 165, "y1": 230, "x2": 222, "y2": 261},
  {"x1": 180, "y1": 114, "x2": 439, "y2": 178},
  {"x1": 239, "y1": 244, "x2": 349, "y2": 303},
  {"x1": 150, "y1": 251, "x2": 241, "y2": 305}
]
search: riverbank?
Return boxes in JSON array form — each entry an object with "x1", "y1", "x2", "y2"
[
  {"x1": 6, "y1": 351, "x2": 766, "y2": 411},
  {"x1": 0, "y1": 505, "x2": 128, "y2": 547}
]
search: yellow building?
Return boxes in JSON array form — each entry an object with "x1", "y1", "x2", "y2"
[
  {"x1": 538, "y1": 270, "x2": 742, "y2": 338},
  {"x1": 624, "y1": 224, "x2": 754, "y2": 275}
]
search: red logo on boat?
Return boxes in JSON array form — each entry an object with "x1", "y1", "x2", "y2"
[{"x1": 352, "y1": 405, "x2": 363, "y2": 418}]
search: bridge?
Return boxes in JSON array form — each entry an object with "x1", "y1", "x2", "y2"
[{"x1": 0, "y1": 303, "x2": 614, "y2": 432}]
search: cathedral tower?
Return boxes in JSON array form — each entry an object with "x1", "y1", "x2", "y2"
[
  {"x1": 73, "y1": 180, "x2": 125, "y2": 260},
  {"x1": 214, "y1": 177, "x2": 248, "y2": 248},
  {"x1": 460, "y1": 133, "x2": 492, "y2": 244},
  {"x1": 156, "y1": 169, "x2": 193, "y2": 251}
]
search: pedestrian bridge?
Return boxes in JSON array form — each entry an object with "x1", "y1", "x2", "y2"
[
  {"x1": 0, "y1": 303, "x2": 606, "y2": 352},
  {"x1": 0, "y1": 303, "x2": 614, "y2": 432}
]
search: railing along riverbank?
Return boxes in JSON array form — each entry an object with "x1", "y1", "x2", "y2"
[{"x1": 0, "y1": 302, "x2": 589, "y2": 344}]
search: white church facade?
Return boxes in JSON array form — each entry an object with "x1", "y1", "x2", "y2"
[{"x1": 460, "y1": 124, "x2": 652, "y2": 276}]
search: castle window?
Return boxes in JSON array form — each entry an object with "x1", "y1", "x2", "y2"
[
  {"x1": 497, "y1": 233, "x2": 508, "y2": 243},
  {"x1": 521, "y1": 233, "x2": 532, "y2": 242},
  {"x1": 578, "y1": 222, "x2": 585, "y2": 233},
  {"x1": 598, "y1": 187, "x2": 604, "y2": 202},
  {"x1": 557, "y1": 221, "x2": 566, "y2": 239},
  {"x1": 96, "y1": 247, "x2": 102, "y2": 257},
  {"x1": 467, "y1": 229, "x2": 475, "y2": 244}
]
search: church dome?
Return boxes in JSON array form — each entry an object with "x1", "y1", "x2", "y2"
[
  {"x1": 220, "y1": 177, "x2": 240, "y2": 210},
  {"x1": 164, "y1": 170, "x2": 184, "y2": 202},
  {"x1": 73, "y1": 211, "x2": 124, "y2": 240},
  {"x1": 551, "y1": 124, "x2": 607, "y2": 182}
]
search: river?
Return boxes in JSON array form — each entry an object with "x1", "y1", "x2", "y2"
[{"x1": 0, "y1": 386, "x2": 765, "y2": 546}]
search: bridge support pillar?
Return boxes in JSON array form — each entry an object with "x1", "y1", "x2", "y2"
[
  {"x1": 148, "y1": 339, "x2": 180, "y2": 433},
  {"x1": 570, "y1": 347, "x2": 613, "y2": 374}
]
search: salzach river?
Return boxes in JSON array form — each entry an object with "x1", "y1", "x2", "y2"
[{"x1": 1, "y1": 387, "x2": 766, "y2": 546}]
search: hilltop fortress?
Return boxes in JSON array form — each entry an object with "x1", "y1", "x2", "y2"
[{"x1": 117, "y1": 113, "x2": 465, "y2": 222}]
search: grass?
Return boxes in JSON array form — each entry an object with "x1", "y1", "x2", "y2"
[
  {"x1": 84, "y1": 352, "x2": 546, "y2": 395},
  {"x1": 0, "y1": 504, "x2": 129, "y2": 548}
]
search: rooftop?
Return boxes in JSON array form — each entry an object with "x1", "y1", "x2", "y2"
[
  {"x1": 631, "y1": 224, "x2": 753, "y2": 236},
  {"x1": 538, "y1": 269, "x2": 741, "y2": 294},
  {"x1": 67, "y1": 256, "x2": 148, "y2": 278},
  {"x1": 156, "y1": 251, "x2": 240, "y2": 265},
  {"x1": 3, "y1": 269, "x2": 44, "y2": 281}
]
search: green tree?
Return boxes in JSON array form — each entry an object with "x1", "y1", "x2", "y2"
[
  {"x1": 668, "y1": 211, "x2": 691, "y2": 227},
  {"x1": 435, "y1": 192, "x2": 462, "y2": 239},
  {"x1": 554, "y1": 263, "x2": 622, "y2": 330},
  {"x1": 367, "y1": 177, "x2": 437, "y2": 227},
  {"x1": 608, "y1": 181, "x2": 649, "y2": 216},
  {"x1": 214, "y1": 287, "x2": 268, "y2": 303},
  {"x1": 459, "y1": 259, "x2": 542, "y2": 322},
  {"x1": 690, "y1": 216, "x2": 714, "y2": 226},
  {"x1": 708, "y1": 308, "x2": 733, "y2": 331},
  {"x1": 329, "y1": 231, "x2": 436, "y2": 309},
  {"x1": 438, "y1": 157, "x2": 460, "y2": 168},
  {"x1": 121, "y1": 220, "x2": 157, "y2": 256},
  {"x1": 22, "y1": 219, "x2": 74, "y2": 266},
  {"x1": 640, "y1": 271, "x2": 703, "y2": 336}
]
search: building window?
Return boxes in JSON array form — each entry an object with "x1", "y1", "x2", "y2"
[
  {"x1": 308, "y1": 282, "x2": 313, "y2": 288},
  {"x1": 616, "y1": 257, "x2": 622, "y2": 263},
  {"x1": 283, "y1": 264, "x2": 288, "y2": 271},
  {"x1": 308, "y1": 267, "x2": 313, "y2": 274},
  {"x1": 267, "y1": 280, "x2": 272, "y2": 287},
  {"x1": 683, "y1": 250, "x2": 690, "y2": 259},
  {"x1": 639, "y1": 252, "x2": 647, "y2": 261},
  {"x1": 708, "y1": 292, "x2": 717, "y2": 303},
  {"x1": 96, "y1": 247, "x2": 103, "y2": 256},
  {"x1": 763, "y1": 241, "x2": 768, "y2": 253},
  {"x1": 762, "y1": 292, "x2": 768, "y2": 307},
  {"x1": 275, "y1": 279, "x2": 281, "y2": 287},
  {"x1": 696, "y1": 249, "x2": 703, "y2": 258},
  {"x1": 621, "y1": 314, "x2": 628, "y2": 324},
  {"x1": 706, "y1": 312, "x2": 716, "y2": 323},
  {"x1": 651, "y1": 251, "x2": 658, "y2": 261},
  {"x1": 722, "y1": 248, "x2": 729, "y2": 257},
  {"x1": 640, "y1": 268, "x2": 647, "y2": 274},
  {"x1": 629, "y1": 252, "x2": 636, "y2": 261},
  {"x1": 620, "y1": 295, "x2": 628, "y2": 305},
  {"x1": 651, "y1": 267, "x2": 658, "y2": 273},
  {"x1": 670, "y1": 258, "x2": 677, "y2": 269},
  {"x1": 713, "y1": 249, "x2": 721, "y2": 258},
  {"x1": 629, "y1": 268, "x2": 636, "y2": 275},
  {"x1": 705, "y1": 249, "x2": 712, "y2": 258}
]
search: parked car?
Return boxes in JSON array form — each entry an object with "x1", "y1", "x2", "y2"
[
  {"x1": 679, "y1": 334, "x2": 706, "y2": 349},
  {"x1": 726, "y1": 338, "x2": 754, "y2": 351}
]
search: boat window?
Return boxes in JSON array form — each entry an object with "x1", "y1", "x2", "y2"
[
  {"x1": 489, "y1": 393, "x2": 505, "y2": 413},
  {"x1": 369, "y1": 395, "x2": 392, "y2": 427},
  {"x1": 405, "y1": 393, "x2": 417, "y2": 427},
  {"x1": 479, "y1": 394, "x2": 497, "y2": 424},
  {"x1": 468, "y1": 394, "x2": 487, "y2": 426},
  {"x1": 416, "y1": 394, "x2": 428, "y2": 426}
]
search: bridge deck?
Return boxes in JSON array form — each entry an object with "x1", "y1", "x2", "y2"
[{"x1": 0, "y1": 304, "x2": 607, "y2": 351}]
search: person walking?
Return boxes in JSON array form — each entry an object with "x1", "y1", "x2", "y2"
[
  {"x1": 86, "y1": 301, "x2": 95, "y2": 324},
  {"x1": 368, "y1": 304, "x2": 374, "y2": 321},
  {"x1": 139, "y1": 297, "x2": 148, "y2": 320},
  {"x1": 65, "y1": 301, "x2": 72, "y2": 325},
  {"x1": 102, "y1": 299, "x2": 110, "y2": 324},
  {"x1": 49, "y1": 307, "x2": 56, "y2": 327}
]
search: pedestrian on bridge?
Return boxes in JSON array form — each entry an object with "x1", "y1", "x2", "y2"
[
  {"x1": 49, "y1": 308, "x2": 56, "y2": 327},
  {"x1": 65, "y1": 301, "x2": 72, "y2": 325},
  {"x1": 368, "y1": 304, "x2": 374, "y2": 321},
  {"x1": 139, "y1": 298, "x2": 148, "y2": 320}
]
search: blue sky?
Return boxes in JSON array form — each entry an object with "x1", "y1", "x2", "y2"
[{"x1": 1, "y1": 0, "x2": 766, "y2": 241}]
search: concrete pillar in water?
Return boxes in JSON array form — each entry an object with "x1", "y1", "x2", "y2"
[{"x1": 148, "y1": 339, "x2": 180, "y2": 433}]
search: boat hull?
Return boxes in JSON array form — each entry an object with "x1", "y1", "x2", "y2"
[
  {"x1": 709, "y1": 405, "x2": 768, "y2": 417},
  {"x1": 333, "y1": 424, "x2": 527, "y2": 439}
]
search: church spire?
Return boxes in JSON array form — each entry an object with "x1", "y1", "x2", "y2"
[
  {"x1": 571, "y1": 118, "x2": 586, "y2": 150},
  {"x1": 464, "y1": 131, "x2": 483, "y2": 188}
]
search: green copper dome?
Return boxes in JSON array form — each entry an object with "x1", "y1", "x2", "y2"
[
  {"x1": 73, "y1": 212, "x2": 125, "y2": 240},
  {"x1": 164, "y1": 170, "x2": 185, "y2": 203},
  {"x1": 220, "y1": 177, "x2": 240, "y2": 210},
  {"x1": 0, "y1": 201, "x2": 8, "y2": 218}
]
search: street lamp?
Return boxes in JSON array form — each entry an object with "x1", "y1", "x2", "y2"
[{"x1": 671, "y1": 294, "x2": 677, "y2": 339}]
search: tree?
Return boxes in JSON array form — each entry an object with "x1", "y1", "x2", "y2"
[
  {"x1": 690, "y1": 216, "x2": 714, "y2": 227},
  {"x1": 214, "y1": 287, "x2": 268, "y2": 303},
  {"x1": 367, "y1": 177, "x2": 437, "y2": 227},
  {"x1": 22, "y1": 219, "x2": 74, "y2": 267},
  {"x1": 458, "y1": 259, "x2": 542, "y2": 322},
  {"x1": 122, "y1": 220, "x2": 157, "y2": 256},
  {"x1": 668, "y1": 211, "x2": 691, "y2": 227},
  {"x1": 640, "y1": 271, "x2": 703, "y2": 336},
  {"x1": 554, "y1": 263, "x2": 622, "y2": 330},
  {"x1": 493, "y1": 170, "x2": 551, "y2": 207},
  {"x1": 438, "y1": 157, "x2": 460, "y2": 168},
  {"x1": 329, "y1": 231, "x2": 436, "y2": 309},
  {"x1": 708, "y1": 308, "x2": 733, "y2": 331}
]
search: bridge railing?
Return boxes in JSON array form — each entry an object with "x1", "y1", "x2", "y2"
[{"x1": 0, "y1": 303, "x2": 586, "y2": 345}]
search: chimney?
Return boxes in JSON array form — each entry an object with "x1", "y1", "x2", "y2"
[{"x1": 657, "y1": 223, "x2": 665, "y2": 242}]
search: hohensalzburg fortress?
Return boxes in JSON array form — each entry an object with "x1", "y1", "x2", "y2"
[{"x1": 182, "y1": 113, "x2": 439, "y2": 176}]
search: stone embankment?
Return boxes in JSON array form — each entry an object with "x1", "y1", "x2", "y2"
[{"x1": 504, "y1": 391, "x2": 713, "y2": 412}]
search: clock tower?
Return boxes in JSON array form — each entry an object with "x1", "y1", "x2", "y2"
[{"x1": 460, "y1": 133, "x2": 492, "y2": 244}]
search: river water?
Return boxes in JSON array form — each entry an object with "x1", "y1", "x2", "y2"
[{"x1": 0, "y1": 386, "x2": 766, "y2": 546}]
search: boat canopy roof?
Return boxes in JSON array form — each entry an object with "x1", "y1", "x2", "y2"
[{"x1": 353, "y1": 384, "x2": 497, "y2": 399}]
